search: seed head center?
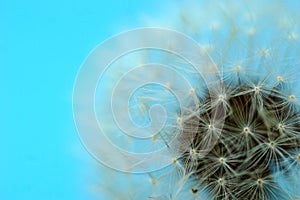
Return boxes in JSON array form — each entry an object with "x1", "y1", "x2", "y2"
[
  {"x1": 276, "y1": 76, "x2": 283, "y2": 82},
  {"x1": 177, "y1": 117, "x2": 182, "y2": 124},
  {"x1": 219, "y1": 157, "x2": 225, "y2": 164},
  {"x1": 254, "y1": 86, "x2": 260, "y2": 93},
  {"x1": 152, "y1": 135, "x2": 158, "y2": 141},
  {"x1": 190, "y1": 149, "x2": 196, "y2": 155},
  {"x1": 235, "y1": 65, "x2": 241, "y2": 72},
  {"x1": 257, "y1": 179, "x2": 263, "y2": 185},
  {"x1": 261, "y1": 49, "x2": 269, "y2": 55},
  {"x1": 243, "y1": 127, "x2": 250, "y2": 133},
  {"x1": 151, "y1": 178, "x2": 157, "y2": 185},
  {"x1": 218, "y1": 178, "x2": 224, "y2": 185},
  {"x1": 189, "y1": 88, "x2": 195, "y2": 94},
  {"x1": 278, "y1": 123, "x2": 284, "y2": 129},
  {"x1": 289, "y1": 95, "x2": 296, "y2": 101}
]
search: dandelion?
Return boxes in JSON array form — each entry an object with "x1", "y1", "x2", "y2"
[{"x1": 89, "y1": 0, "x2": 300, "y2": 199}]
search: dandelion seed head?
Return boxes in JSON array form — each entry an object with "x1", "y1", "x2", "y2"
[
  {"x1": 91, "y1": 0, "x2": 300, "y2": 199},
  {"x1": 179, "y1": 77, "x2": 300, "y2": 198}
]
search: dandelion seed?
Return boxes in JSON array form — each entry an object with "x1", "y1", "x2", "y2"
[
  {"x1": 218, "y1": 95, "x2": 224, "y2": 100},
  {"x1": 235, "y1": 65, "x2": 242, "y2": 72},
  {"x1": 278, "y1": 123, "x2": 284, "y2": 130},
  {"x1": 151, "y1": 178, "x2": 157, "y2": 185},
  {"x1": 172, "y1": 158, "x2": 178, "y2": 164},
  {"x1": 152, "y1": 135, "x2": 158, "y2": 142},
  {"x1": 261, "y1": 49, "x2": 269, "y2": 56},
  {"x1": 190, "y1": 148, "x2": 196, "y2": 156},
  {"x1": 257, "y1": 178, "x2": 263, "y2": 185},
  {"x1": 189, "y1": 88, "x2": 195, "y2": 94},
  {"x1": 289, "y1": 95, "x2": 296, "y2": 101},
  {"x1": 219, "y1": 157, "x2": 225, "y2": 164},
  {"x1": 276, "y1": 76, "x2": 284, "y2": 82},
  {"x1": 177, "y1": 117, "x2": 182, "y2": 125},
  {"x1": 217, "y1": 178, "x2": 224, "y2": 185},
  {"x1": 269, "y1": 141, "x2": 275, "y2": 148},
  {"x1": 243, "y1": 127, "x2": 250, "y2": 134}
]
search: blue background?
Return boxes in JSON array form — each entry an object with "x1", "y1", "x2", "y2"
[{"x1": 0, "y1": 0, "x2": 174, "y2": 199}]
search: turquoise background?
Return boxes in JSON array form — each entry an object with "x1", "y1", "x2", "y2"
[{"x1": 0, "y1": 0, "x2": 174, "y2": 199}]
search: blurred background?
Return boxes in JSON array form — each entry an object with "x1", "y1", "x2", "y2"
[{"x1": 0, "y1": 0, "x2": 175, "y2": 199}]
